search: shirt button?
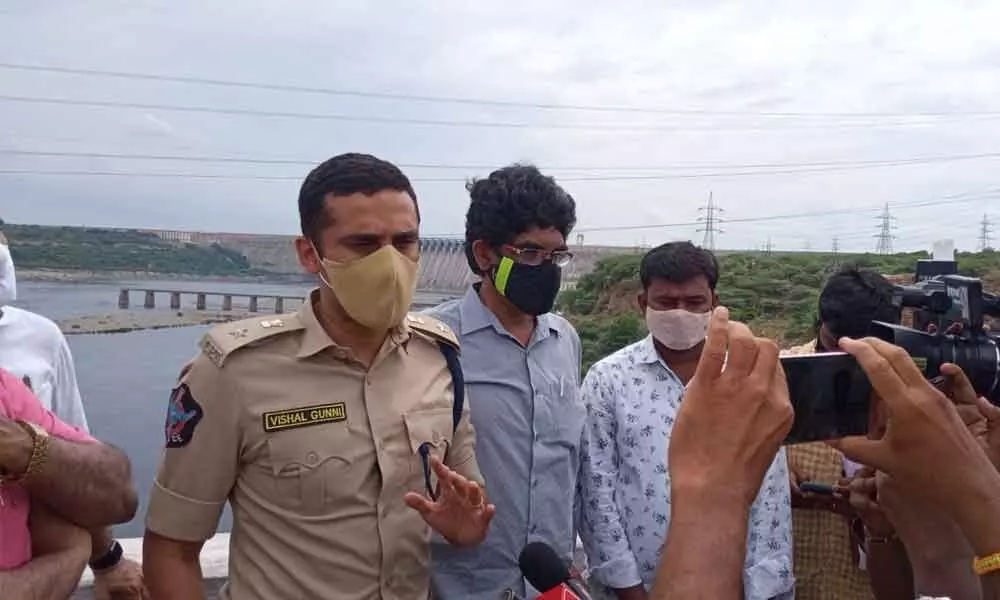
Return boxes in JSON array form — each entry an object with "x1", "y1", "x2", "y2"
[
  {"x1": 432, "y1": 432, "x2": 441, "y2": 444},
  {"x1": 306, "y1": 452, "x2": 319, "y2": 465}
]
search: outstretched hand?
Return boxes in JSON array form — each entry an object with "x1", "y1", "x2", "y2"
[{"x1": 404, "y1": 455, "x2": 495, "y2": 547}]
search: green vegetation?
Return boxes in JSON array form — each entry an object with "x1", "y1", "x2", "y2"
[
  {"x1": 3, "y1": 224, "x2": 258, "y2": 276},
  {"x1": 560, "y1": 249, "x2": 1000, "y2": 372}
]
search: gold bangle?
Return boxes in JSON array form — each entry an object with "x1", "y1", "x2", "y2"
[
  {"x1": 10, "y1": 421, "x2": 50, "y2": 483},
  {"x1": 974, "y1": 552, "x2": 1000, "y2": 576}
]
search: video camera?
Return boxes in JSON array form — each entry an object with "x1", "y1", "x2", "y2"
[{"x1": 872, "y1": 272, "x2": 1000, "y2": 404}]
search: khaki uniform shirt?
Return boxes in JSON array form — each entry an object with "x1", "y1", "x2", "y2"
[
  {"x1": 146, "y1": 294, "x2": 483, "y2": 600},
  {"x1": 782, "y1": 340, "x2": 872, "y2": 600}
]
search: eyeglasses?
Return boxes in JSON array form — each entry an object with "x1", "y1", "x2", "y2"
[{"x1": 501, "y1": 245, "x2": 574, "y2": 267}]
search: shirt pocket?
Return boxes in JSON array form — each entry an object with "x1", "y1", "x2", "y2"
[
  {"x1": 402, "y1": 407, "x2": 454, "y2": 491},
  {"x1": 266, "y1": 431, "x2": 353, "y2": 515},
  {"x1": 538, "y1": 374, "x2": 585, "y2": 449}
]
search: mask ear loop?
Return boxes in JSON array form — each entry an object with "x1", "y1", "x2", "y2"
[{"x1": 310, "y1": 242, "x2": 336, "y2": 290}]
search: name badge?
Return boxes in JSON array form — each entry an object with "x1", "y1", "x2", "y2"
[{"x1": 263, "y1": 402, "x2": 347, "y2": 432}]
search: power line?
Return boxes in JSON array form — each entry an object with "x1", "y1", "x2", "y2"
[
  {"x1": 572, "y1": 187, "x2": 1000, "y2": 234},
  {"x1": 1, "y1": 94, "x2": 996, "y2": 134},
  {"x1": 4, "y1": 147, "x2": 1000, "y2": 174},
  {"x1": 2, "y1": 165, "x2": 997, "y2": 238},
  {"x1": 3, "y1": 61, "x2": 1000, "y2": 119},
  {"x1": 6, "y1": 157, "x2": 1000, "y2": 183}
]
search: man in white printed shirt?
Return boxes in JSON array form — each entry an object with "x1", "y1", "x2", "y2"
[{"x1": 578, "y1": 241, "x2": 793, "y2": 600}]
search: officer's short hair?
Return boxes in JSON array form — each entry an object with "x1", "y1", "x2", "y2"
[
  {"x1": 463, "y1": 164, "x2": 576, "y2": 275},
  {"x1": 298, "y1": 153, "x2": 419, "y2": 243}
]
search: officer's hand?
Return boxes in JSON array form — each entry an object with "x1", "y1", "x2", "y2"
[
  {"x1": 93, "y1": 558, "x2": 149, "y2": 600},
  {"x1": 404, "y1": 455, "x2": 496, "y2": 547}
]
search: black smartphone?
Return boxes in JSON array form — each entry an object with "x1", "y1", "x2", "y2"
[
  {"x1": 782, "y1": 351, "x2": 872, "y2": 444},
  {"x1": 799, "y1": 481, "x2": 835, "y2": 495}
]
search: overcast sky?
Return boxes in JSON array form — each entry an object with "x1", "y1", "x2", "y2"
[{"x1": 1, "y1": 0, "x2": 998, "y2": 252}]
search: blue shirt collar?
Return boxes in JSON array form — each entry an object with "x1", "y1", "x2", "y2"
[{"x1": 458, "y1": 285, "x2": 560, "y2": 343}]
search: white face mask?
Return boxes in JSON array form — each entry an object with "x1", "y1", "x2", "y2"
[{"x1": 646, "y1": 307, "x2": 711, "y2": 351}]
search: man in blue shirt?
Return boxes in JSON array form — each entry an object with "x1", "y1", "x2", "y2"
[{"x1": 426, "y1": 165, "x2": 585, "y2": 599}]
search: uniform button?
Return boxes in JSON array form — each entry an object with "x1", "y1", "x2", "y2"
[
  {"x1": 306, "y1": 451, "x2": 319, "y2": 465},
  {"x1": 432, "y1": 432, "x2": 441, "y2": 444}
]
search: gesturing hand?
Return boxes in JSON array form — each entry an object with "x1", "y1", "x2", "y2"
[
  {"x1": 404, "y1": 455, "x2": 495, "y2": 547},
  {"x1": 670, "y1": 306, "x2": 793, "y2": 508}
]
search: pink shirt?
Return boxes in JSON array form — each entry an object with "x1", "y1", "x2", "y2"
[{"x1": 0, "y1": 368, "x2": 93, "y2": 570}]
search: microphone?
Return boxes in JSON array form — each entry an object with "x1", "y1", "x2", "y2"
[{"x1": 518, "y1": 541, "x2": 592, "y2": 600}]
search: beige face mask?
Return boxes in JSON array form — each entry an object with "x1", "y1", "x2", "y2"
[{"x1": 317, "y1": 245, "x2": 419, "y2": 331}]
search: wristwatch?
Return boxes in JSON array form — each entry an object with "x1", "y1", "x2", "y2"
[
  {"x1": 90, "y1": 540, "x2": 124, "y2": 572},
  {"x1": 9, "y1": 420, "x2": 51, "y2": 482}
]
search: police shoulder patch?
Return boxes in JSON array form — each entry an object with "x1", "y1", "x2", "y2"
[
  {"x1": 406, "y1": 313, "x2": 459, "y2": 351},
  {"x1": 202, "y1": 314, "x2": 305, "y2": 368},
  {"x1": 165, "y1": 383, "x2": 203, "y2": 448},
  {"x1": 262, "y1": 402, "x2": 347, "y2": 432}
]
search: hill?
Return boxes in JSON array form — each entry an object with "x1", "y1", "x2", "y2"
[
  {"x1": 559, "y1": 250, "x2": 1000, "y2": 371},
  {"x1": 3, "y1": 224, "x2": 259, "y2": 277}
]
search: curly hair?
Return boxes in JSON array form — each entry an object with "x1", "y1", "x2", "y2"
[
  {"x1": 639, "y1": 241, "x2": 719, "y2": 290},
  {"x1": 819, "y1": 265, "x2": 901, "y2": 338},
  {"x1": 298, "y1": 153, "x2": 418, "y2": 243},
  {"x1": 463, "y1": 164, "x2": 576, "y2": 274}
]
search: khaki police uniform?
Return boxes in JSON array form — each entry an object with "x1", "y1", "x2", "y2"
[{"x1": 146, "y1": 291, "x2": 483, "y2": 600}]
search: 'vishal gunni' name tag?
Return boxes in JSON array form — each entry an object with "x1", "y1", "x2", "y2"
[{"x1": 263, "y1": 402, "x2": 347, "y2": 432}]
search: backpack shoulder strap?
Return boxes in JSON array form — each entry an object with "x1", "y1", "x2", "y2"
[{"x1": 437, "y1": 341, "x2": 464, "y2": 433}]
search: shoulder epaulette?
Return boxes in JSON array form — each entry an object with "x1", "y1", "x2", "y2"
[
  {"x1": 201, "y1": 314, "x2": 304, "y2": 368},
  {"x1": 405, "y1": 313, "x2": 459, "y2": 351}
]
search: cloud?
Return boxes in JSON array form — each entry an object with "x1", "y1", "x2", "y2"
[{"x1": 0, "y1": 0, "x2": 998, "y2": 252}]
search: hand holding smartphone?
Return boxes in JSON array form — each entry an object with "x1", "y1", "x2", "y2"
[{"x1": 782, "y1": 352, "x2": 872, "y2": 444}]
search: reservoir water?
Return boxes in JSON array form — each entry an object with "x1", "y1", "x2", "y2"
[{"x1": 9, "y1": 278, "x2": 455, "y2": 538}]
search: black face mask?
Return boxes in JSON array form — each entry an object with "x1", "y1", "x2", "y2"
[{"x1": 491, "y1": 256, "x2": 562, "y2": 316}]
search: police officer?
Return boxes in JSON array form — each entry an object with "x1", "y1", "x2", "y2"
[{"x1": 143, "y1": 153, "x2": 495, "y2": 600}]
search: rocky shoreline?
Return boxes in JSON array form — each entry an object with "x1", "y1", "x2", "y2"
[{"x1": 56, "y1": 310, "x2": 253, "y2": 335}]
